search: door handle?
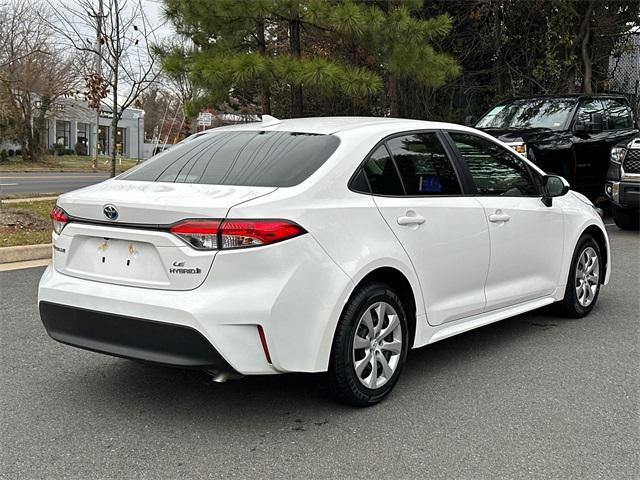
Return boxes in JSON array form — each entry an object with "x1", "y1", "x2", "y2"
[
  {"x1": 397, "y1": 215, "x2": 426, "y2": 226},
  {"x1": 489, "y1": 211, "x2": 511, "y2": 223}
]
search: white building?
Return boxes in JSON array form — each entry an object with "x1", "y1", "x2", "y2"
[{"x1": 44, "y1": 98, "x2": 145, "y2": 160}]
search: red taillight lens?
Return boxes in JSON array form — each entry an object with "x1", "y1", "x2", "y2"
[
  {"x1": 50, "y1": 206, "x2": 69, "y2": 234},
  {"x1": 169, "y1": 220, "x2": 221, "y2": 250},
  {"x1": 169, "y1": 219, "x2": 305, "y2": 250},
  {"x1": 220, "y1": 219, "x2": 306, "y2": 249}
]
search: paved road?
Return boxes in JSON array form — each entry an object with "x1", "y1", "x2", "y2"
[
  {"x1": 0, "y1": 172, "x2": 110, "y2": 196},
  {"x1": 1, "y1": 227, "x2": 638, "y2": 479}
]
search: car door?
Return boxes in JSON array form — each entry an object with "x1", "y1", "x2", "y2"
[
  {"x1": 571, "y1": 98, "x2": 610, "y2": 191},
  {"x1": 446, "y1": 131, "x2": 564, "y2": 311},
  {"x1": 355, "y1": 131, "x2": 490, "y2": 326}
]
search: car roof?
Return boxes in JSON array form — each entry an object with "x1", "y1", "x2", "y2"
[
  {"x1": 499, "y1": 94, "x2": 628, "y2": 102},
  {"x1": 200, "y1": 116, "x2": 475, "y2": 135}
]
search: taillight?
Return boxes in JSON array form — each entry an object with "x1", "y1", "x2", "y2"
[
  {"x1": 50, "y1": 206, "x2": 69, "y2": 234},
  {"x1": 169, "y1": 220, "x2": 221, "y2": 250},
  {"x1": 220, "y1": 220, "x2": 305, "y2": 249},
  {"x1": 169, "y1": 219, "x2": 305, "y2": 250}
]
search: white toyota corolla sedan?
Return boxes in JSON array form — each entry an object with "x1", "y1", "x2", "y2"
[{"x1": 38, "y1": 116, "x2": 610, "y2": 405}]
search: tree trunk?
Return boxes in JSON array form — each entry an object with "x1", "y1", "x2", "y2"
[
  {"x1": 21, "y1": 99, "x2": 45, "y2": 162},
  {"x1": 256, "y1": 16, "x2": 271, "y2": 115},
  {"x1": 578, "y1": 1, "x2": 595, "y2": 94},
  {"x1": 289, "y1": 9, "x2": 303, "y2": 117},
  {"x1": 388, "y1": 73, "x2": 399, "y2": 117},
  {"x1": 110, "y1": 93, "x2": 118, "y2": 178}
]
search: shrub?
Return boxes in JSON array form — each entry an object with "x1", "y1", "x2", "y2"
[
  {"x1": 15, "y1": 149, "x2": 21, "y2": 156},
  {"x1": 54, "y1": 144, "x2": 66, "y2": 156},
  {"x1": 74, "y1": 141, "x2": 87, "y2": 156},
  {"x1": 0, "y1": 150, "x2": 7, "y2": 162},
  {"x1": 7, "y1": 149, "x2": 15, "y2": 156}
]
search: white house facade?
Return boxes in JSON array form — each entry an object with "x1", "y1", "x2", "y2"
[{"x1": 44, "y1": 98, "x2": 145, "y2": 160}]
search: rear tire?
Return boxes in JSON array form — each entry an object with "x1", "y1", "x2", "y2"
[
  {"x1": 612, "y1": 204, "x2": 640, "y2": 231},
  {"x1": 558, "y1": 234, "x2": 602, "y2": 318},
  {"x1": 328, "y1": 282, "x2": 409, "y2": 406}
]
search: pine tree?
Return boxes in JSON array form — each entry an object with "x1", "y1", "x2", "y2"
[{"x1": 161, "y1": 0, "x2": 460, "y2": 118}]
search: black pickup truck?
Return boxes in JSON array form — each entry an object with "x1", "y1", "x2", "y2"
[
  {"x1": 475, "y1": 95, "x2": 639, "y2": 198},
  {"x1": 605, "y1": 135, "x2": 640, "y2": 230}
]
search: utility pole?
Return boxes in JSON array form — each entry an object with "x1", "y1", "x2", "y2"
[{"x1": 91, "y1": 0, "x2": 104, "y2": 170}]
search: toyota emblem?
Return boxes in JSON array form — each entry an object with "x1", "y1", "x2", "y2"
[{"x1": 103, "y1": 204, "x2": 118, "y2": 220}]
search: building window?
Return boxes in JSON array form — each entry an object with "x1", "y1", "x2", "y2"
[
  {"x1": 56, "y1": 120, "x2": 71, "y2": 149},
  {"x1": 98, "y1": 126, "x2": 109, "y2": 155},
  {"x1": 116, "y1": 127, "x2": 127, "y2": 156},
  {"x1": 40, "y1": 119, "x2": 50, "y2": 148},
  {"x1": 76, "y1": 123, "x2": 89, "y2": 155}
]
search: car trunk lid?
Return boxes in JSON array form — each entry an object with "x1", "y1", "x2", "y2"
[{"x1": 53, "y1": 179, "x2": 277, "y2": 290}]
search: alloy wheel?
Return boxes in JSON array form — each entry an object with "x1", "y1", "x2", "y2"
[
  {"x1": 352, "y1": 301, "x2": 403, "y2": 389},
  {"x1": 575, "y1": 246, "x2": 599, "y2": 307}
]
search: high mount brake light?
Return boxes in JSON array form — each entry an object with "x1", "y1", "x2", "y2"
[
  {"x1": 50, "y1": 206, "x2": 69, "y2": 234},
  {"x1": 169, "y1": 219, "x2": 306, "y2": 250}
]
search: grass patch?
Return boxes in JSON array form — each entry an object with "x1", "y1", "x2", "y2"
[
  {"x1": 0, "y1": 154, "x2": 139, "y2": 173},
  {"x1": 0, "y1": 199, "x2": 56, "y2": 247}
]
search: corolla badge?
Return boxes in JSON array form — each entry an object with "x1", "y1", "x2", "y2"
[{"x1": 103, "y1": 204, "x2": 118, "y2": 220}]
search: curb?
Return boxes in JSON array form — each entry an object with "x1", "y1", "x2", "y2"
[
  {"x1": 0, "y1": 244, "x2": 51, "y2": 264},
  {"x1": 1, "y1": 196, "x2": 58, "y2": 204}
]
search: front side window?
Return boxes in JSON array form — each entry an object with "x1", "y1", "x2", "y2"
[
  {"x1": 575, "y1": 99, "x2": 605, "y2": 129},
  {"x1": 120, "y1": 131, "x2": 340, "y2": 187},
  {"x1": 362, "y1": 145, "x2": 404, "y2": 195},
  {"x1": 386, "y1": 133, "x2": 461, "y2": 195},
  {"x1": 603, "y1": 99, "x2": 633, "y2": 130},
  {"x1": 449, "y1": 132, "x2": 540, "y2": 196}
]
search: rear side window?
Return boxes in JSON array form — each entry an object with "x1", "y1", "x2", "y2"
[
  {"x1": 604, "y1": 99, "x2": 633, "y2": 130},
  {"x1": 362, "y1": 145, "x2": 404, "y2": 195},
  {"x1": 386, "y1": 133, "x2": 461, "y2": 195},
  {"x1": 120, "y1": 131, "x2": 340, "y2": 187}
]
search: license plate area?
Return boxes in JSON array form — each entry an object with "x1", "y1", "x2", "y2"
[{"x1": 65, "y1": 236, "x2": 171, "y2": 287}]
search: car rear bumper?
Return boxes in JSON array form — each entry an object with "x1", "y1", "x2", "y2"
[
  {"x1": 38, "y1": 234, "x2": 353, "y2": 375},
  {"x1": 39, "y1": 301, "x2": 235, "y2": 370}
]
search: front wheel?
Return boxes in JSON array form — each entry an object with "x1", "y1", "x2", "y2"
[
  {"x1": 558, "y1": 234, "x2": 603, "y2": 318},
  {"x1": 328, "y1": 282, "x2": 409, "y2": 406},
  {"x1": 612, "y1": 204, "x2": 640, "y2": 230}
]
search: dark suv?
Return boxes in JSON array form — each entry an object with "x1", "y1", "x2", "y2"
[
  {"x1": 475, "y1": 95, "x2": 638, "y2": 197},
  {"x1": 605, "y1": 135, "x2": 640, "y2": 230}
]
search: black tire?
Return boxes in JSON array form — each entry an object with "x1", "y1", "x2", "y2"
[
  {"x1": 612, "y1": 204, "x2": 640, "y2": 231},
  {"x1": 558, "y1": 234, "x2": 603, "y2": 318},
  {"x1": 328, "y1": 282, "x2": 409, "y2": 407}
]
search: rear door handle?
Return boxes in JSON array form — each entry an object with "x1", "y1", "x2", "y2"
[
  {"x1": 397, "y1": 215, "x2": 426, "y2": 226},
  {"x1": 489, "y1": 211, "x2": 511, "y2": 223}
]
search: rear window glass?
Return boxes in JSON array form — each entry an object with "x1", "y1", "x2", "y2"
[{"x1": 120, "y1": 131, "x2": 340, "y2": 187}]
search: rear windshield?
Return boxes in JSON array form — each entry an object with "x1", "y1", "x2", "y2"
[{"x1": 120, "y1": 130, "x2": 340, "y2": 187}]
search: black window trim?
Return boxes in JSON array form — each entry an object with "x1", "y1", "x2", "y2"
[
  {"x1": 348, "y1": 129, "x2": 474, "y2": 198},
  {"x1": 443, "y1": 130, "x2": 545, "y2": 198}
]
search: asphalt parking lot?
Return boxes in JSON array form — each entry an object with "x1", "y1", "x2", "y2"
[{"x1": 1, "y1": 226, "x2": 638, "y2": 480}]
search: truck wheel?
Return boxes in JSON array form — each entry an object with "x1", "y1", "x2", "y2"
[{"x1": 612, "y1": 205, "x2": 639, "y2": 231}]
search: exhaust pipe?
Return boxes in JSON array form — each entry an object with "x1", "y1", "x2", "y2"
[{"x1": 206, "y1": 369, "x2": 244, "y2": 383}]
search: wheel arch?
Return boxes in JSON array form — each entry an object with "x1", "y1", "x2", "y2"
[
  {"x1": 347, "y1": 266, "x2": 418, "y2": 349},
  {"x1": 580, "y1": 224, "x2": 609, "y2": 284}
]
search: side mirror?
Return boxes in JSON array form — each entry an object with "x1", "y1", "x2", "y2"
[
  {"x1": 542, "y1": 175, "x2": 570, "y2": 207},
  {"x1": 575, "y1": 111, "x2": 604, "y2": 133}
]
